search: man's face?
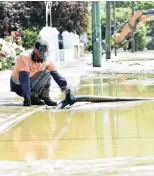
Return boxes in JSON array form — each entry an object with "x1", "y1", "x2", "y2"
[{"x1": 34, "y1": 48, "x2": 43, "y2": 62}]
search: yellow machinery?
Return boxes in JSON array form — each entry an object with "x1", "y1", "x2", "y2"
[{"x1": 114, "y1": 9, "x2": 154, "y2": 47}]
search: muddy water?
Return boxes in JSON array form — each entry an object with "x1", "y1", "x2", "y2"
[
  {"x1": 1, "y1": 74, "x2": 154, "y2": 175},
  {"x1": 77, "y1": 73, "x2": 154, "y2": 98}
]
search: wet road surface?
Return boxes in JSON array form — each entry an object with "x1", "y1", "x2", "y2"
[{"x1": 1, "y1": 73, "x2": 154, "y2": 175}]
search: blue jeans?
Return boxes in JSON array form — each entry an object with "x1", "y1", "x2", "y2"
[{"x1": 10, "y1": 69, "x2": 51, "y2": 97}]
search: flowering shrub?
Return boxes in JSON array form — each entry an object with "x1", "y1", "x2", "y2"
[
  {"x1": 0, "y1": 38, "x2": 25, "y2": 70},
  {"x1": 22, "y1": 27, "x2": 40, "y2": 49}
]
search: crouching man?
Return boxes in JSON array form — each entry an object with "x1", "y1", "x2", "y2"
[{"x1": 10, "y1": 39, "x2": 76, "y2": 106}]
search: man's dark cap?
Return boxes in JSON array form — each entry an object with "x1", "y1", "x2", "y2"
[{"x1": 35, "y1": 39, "x2": 49, "y2": 53}]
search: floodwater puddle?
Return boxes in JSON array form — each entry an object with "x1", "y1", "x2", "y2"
[
  {"x1": 1, "y1": 73, "x2": 154, "y2": 175},
  {"x1": 76, "y1": 73, "x2": 154, "y2": 98}
]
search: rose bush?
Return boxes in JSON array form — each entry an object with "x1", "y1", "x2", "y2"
[{"x1": 0, "y1": 38, "x2": 25, "y2": 70}]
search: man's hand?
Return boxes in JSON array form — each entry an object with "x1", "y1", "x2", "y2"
[
  {"x1": 65, "y1": 88, "x2": 76, "y2": 105},
  {"x1": 23, "y1": 97, "x2": 31, "y2": 106}
]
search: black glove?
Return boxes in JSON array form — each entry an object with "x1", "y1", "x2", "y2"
[
  {"x1": 23, "y1": 97, "x2": 31, "y2": 106},
  {"x1": 65, "y1": 88, "x2": 76, "y2": 105}
]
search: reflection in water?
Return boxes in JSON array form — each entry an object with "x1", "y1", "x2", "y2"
[
  {"x1": 78, "y1": 73, "x2": 154, "y2": 98},
  {"x1": 1, "y1": 74, "x2": 154, "y2": 175},
  {"x1": 1, "y1": 101, "x2": 154, "y2": 175}
]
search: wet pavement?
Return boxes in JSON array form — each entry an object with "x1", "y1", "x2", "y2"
[{"x1": 1, "y1": 52, "x2": 154, "y2": 175}]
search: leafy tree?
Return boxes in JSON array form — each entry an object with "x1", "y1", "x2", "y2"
[
  {"x1": 134, "y1": 1, "x2": 154, "y2": 10},
  {"x1": 115, "y1": 1, "x2": 154, "y2": 10},
  {"x1": 115, "y1": 1, "x2": 131, "y2": 8},
  {"x1": 100, "y1": 1, "x2": 153, "y2": 51},
  {"x1": 52, "y1": 1, "x2": 89, "y2": 34},
  {"x1": 0, "y1": 2, "x2": 30, "y2": 32},
  {"x1": 0, "y1": 1, "x2": 89, "y2": 35},
  {"x1": 134, "y1": 23, "x2": 150, "y2": 51},
  {"x1": 101, "y1": 7, "x2": 132, "y2": 40}
]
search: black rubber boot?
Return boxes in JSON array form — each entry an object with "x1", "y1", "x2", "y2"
[
  {"x1": 39, "y1": 88, "x2": 57, "y2": 106},
  {"x1": 30, "y1": 95, "x2": 45, "y2": 105}
]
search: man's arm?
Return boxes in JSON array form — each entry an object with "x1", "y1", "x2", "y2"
[
  {"x1": 50, "y1": 70, "x2": 67, "y2": 90},
  {"x1": 17, "y1": 54, "x2": 31, "y2": 106},
  {"x1": 50, "y1": 70, "x2": 76, "y2": 105},
  {"x1": 47, "y1": 59, "x2": 76, "y2": 105},
  {"x1": 19, "y1": 71, "x2": 31, "y2": 106}
]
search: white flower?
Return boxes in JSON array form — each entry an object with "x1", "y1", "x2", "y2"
[
  {"x1": 0, "y1": 38, "x2": 6, "y2": 46},
  {"x1": 0, "y1": 38, "x2": 25, "y2": 62}
]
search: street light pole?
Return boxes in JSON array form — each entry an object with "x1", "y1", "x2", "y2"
[
  {"x1": 92, "y1": 1, "x2": 102, "y2": 67},
  {"x1": 106, "y1": 1, "x2": 111, "y2": 59},
  {"x1": 113, "y1": 1, "x2": 117, "y2": 56},
  {"x1": 131, "y1": 1, "x2": 135, "y2": 53}
]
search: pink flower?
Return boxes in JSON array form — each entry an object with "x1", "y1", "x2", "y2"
[
  {"x1": 0, "y1": 52, "x2": 6, "y2": 57},
  {"x1": 15, "y1": 32, "x2": 21, "y2": 37}
]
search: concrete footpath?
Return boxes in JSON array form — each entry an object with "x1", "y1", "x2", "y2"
[{"x1": 1, "y1": 51, "x2": 154, "y2": 100}]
